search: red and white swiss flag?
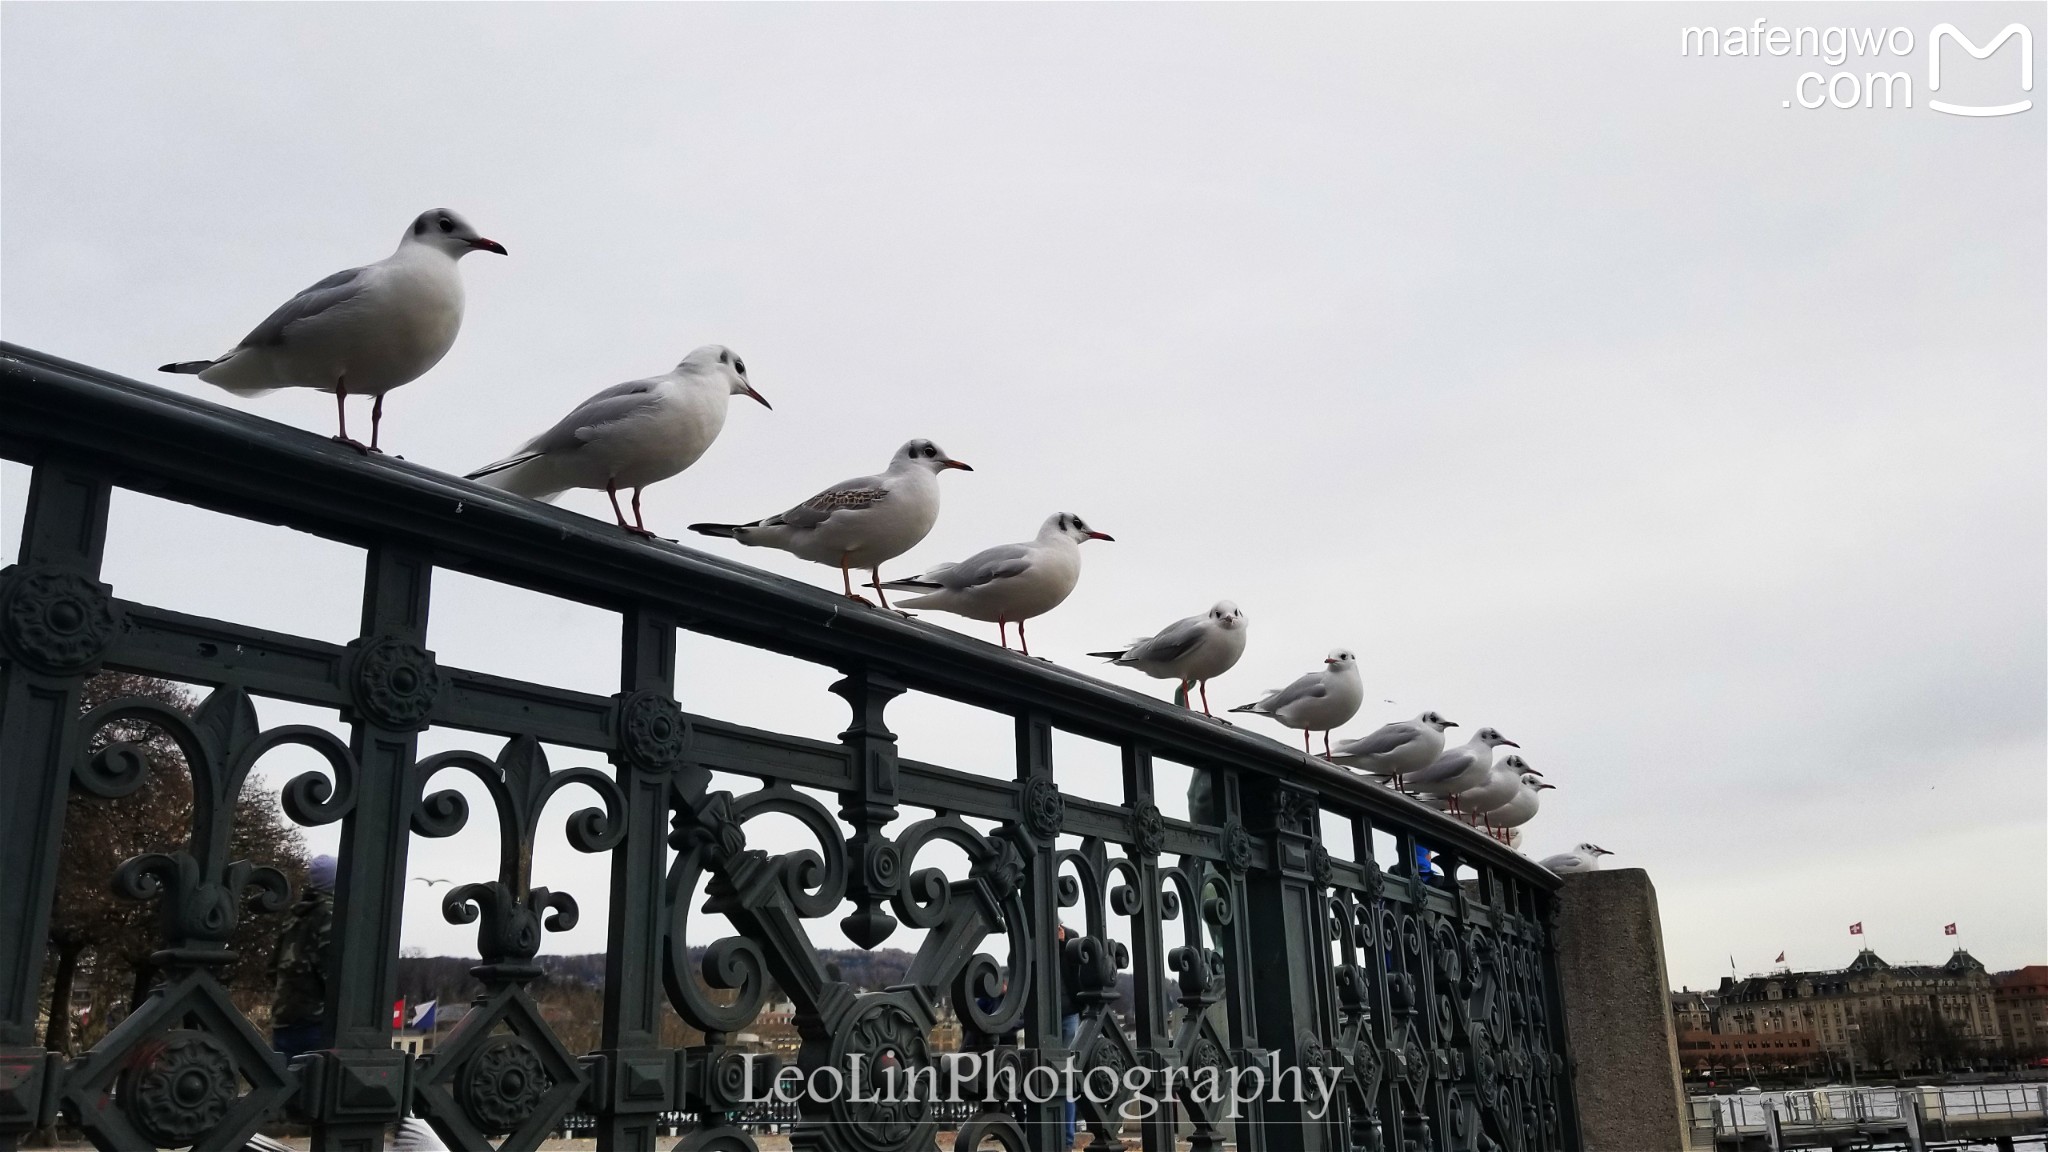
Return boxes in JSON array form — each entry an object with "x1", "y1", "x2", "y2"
[
  {"x1": 1944, "y1": 923, "x2": 1957, "y2": 936},
  {"x1": 393, "y1": 999, "x2": 406, "y2": 1029},
  {"x1": 1849, "y1": 922, "x2": 1863, "y2": 935}
]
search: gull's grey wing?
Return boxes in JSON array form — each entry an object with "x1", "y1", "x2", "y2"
[
  {"x1": 1407, "y1": 747, "x2": 1477, "y2": 787},
  {"x1": 928, "y1": 542, "x2": 1034, "y2": 591},
  {"x1": 774, "y1": 475, "x2": 891, "y2": 529},
  {"x1": 1334, "y1": 722, "x2": 1420, "y2": 759},
  {"x1": 521, "y1": 378, "x2": 666, "y2": 454},
  {"x1": 1124, "y1": 615, "x2": 1209, "y2": 664},
  {"x1": 239, "y1": 265, "x2": 374, "y2": 348},
  {"x1": 1259, "y1": 669, "x2": 1330, "y2": 712}
]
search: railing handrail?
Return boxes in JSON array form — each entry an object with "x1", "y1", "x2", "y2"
[{"x1": 1, "y1": 340, "x2": 1555, "y2": 885}]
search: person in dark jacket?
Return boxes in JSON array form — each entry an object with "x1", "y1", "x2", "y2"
[
  {"x1": 1056, "y1": 922, "x2": 1083, "y2": 1149},
  {"x1": 268, "y1": 854, "x2": 335, "y2": 1060}
]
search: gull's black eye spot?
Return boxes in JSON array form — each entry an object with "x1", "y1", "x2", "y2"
[
  {"x1": 733, "y1": 358, "x2": 746, "y2": 375},
  {"x1": 438, "y1": 216, "x2": 455, "y2": 233},
  {"x1": 922, "y1": 445, "x2": 936, "y2": 458}
]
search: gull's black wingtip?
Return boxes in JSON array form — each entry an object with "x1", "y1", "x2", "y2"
[
  {"x1": 687, "y1": 523, "x2": 740, "y2": 538},
  {"x1": 159, "y1": 360, "x2": 211, "y2": 374}
]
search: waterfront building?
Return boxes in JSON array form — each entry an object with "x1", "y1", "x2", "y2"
[
  {"x1": 1672, "y1": 988, "x2": 1717, "y2": 1033},
  {"x1": 1992, "y1": 965, "x2": 2048, "y2": 1056},
  {"x1": 1715, "y1": 949, "x2": 1999, "y2": 1061}
]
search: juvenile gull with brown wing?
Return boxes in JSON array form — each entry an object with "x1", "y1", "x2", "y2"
[{"x1": 688, "y1": 439, "x2": 970, "y2": 606}]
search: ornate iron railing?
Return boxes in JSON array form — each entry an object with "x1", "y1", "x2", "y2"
[{"x1": 0, "y1": 342, "x2": 1580, "y2": 1152}]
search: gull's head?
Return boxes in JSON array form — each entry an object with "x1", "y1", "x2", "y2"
[
  {"x1": 894, "y1": 439, "x2": 972, "y2": 474},
  {"x1": 1323, "y1": 648, "x2": 1357, "y2": 670},
  {"x1": 1474, "y1": 727, "x2": 1518, "y2": 748},
  {"x1": 1578, "y1": 843, "x2": 1613, "y2": 856},
  {"x1": 1044, "y1": 513, "x2": 1114, "y2": 544},
  {"x1": 1500, "y1": 753, "x2": 1538, "y2": 775},
  {"x1": 1418, "y1": 710, "x2": 1456, "y2": 731},
  {"x1": 679, "y1": 345, "x2": 770, "y2": 409},
  {"x1": 407, "y1": 208, "x2": 506, "y2": 257},
  {"x1": 1208, "y1": 601, "x2": 1245, "y2": 631}
]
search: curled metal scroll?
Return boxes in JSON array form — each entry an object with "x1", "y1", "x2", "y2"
[{"x1": 663, "y1": 783, "x2": 848, "y2": 1036}]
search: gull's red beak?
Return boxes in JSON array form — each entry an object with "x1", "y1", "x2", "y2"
[
  {"x1": 1536, "y1": 782, "x2": 1557, "y2": 791},
  {"x1": 1501, "y1": 739, "x2": 1520, "y2": 748},
  {"x1": 941, "y1": 459, "x2": 973, "y2": 471},
  {"x1": 743, "y1": 384, "x2": 772, "y2": 410},
  {"x1": 469, "y1": 238, "x2": 508, "y2": 255},
  {"x1": 1086, "y1": 530, "x2": 1115, "y2": 541}
]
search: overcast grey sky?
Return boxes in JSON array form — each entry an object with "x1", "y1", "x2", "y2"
[{"x1": 3, "y1": 3, "x2": 2041, "y2": 990}]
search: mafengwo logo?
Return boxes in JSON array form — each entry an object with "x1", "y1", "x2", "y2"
[{"x1": 1679, "y1": 20, "x2": 2034, "y2": 115}]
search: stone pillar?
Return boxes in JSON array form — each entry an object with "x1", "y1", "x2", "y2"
[{"x1": 1554, "y1": 868, "x2": 1691, "y2": 1151}]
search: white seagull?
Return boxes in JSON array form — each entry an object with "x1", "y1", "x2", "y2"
[
  {"x1": 465, "y1": 346, "x2": 769, "y2": 535},
  {"x1": 161, "y1": 208, "x2": 507, "y2": 452},
  {"x1": 1458, "y1": 753, "x2": 1543, "y2": 824},
  {"x1": 688, "y1": 439, "x2": 970, "y2": 606},
  {"x1": 1089, "y1": 601, "x2": 1248, "y2": 715},
  {"x1": 878, "y1": 513, "x2": 1114, "y2": 656},
  {"x1": 1407, "y1": 727, "x2": 1519, "y2": 810},
  {"x1": 1485, "y1": 773, "x2": 1553, "y2": 836},
  {"x1": 1228, "y1": 649, "x2": 1364, "y2": 757},
  {"x1": 1539, "y1": 843, "x2": 1613, "y2": 874},
  {"x1": 1331, "y1": 711, "x2": 1458, "y2": 786}
]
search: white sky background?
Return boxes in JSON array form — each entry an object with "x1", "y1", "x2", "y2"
[{"x1": 2, "y1": 3, "x2": 2041, "y2": 992}]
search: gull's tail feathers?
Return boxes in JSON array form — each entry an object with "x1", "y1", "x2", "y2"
[{"x1": 465, "y1": 452, "x2": 565, "y2": 500}]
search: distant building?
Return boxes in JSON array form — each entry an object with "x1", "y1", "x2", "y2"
[
  {"x1": 1716, "y1": 949, "x2": 1998, "y2": 1061},
  {"x1": 1992, "y1": 965, "x2": 2048, "y2": 1055},
  {"x1": 1671, "y1": 988, "x2": 1717, "y2": 1033},
  {"x1": 1675, "y1": 1028, "x2": 1818, "y2": 1073}
]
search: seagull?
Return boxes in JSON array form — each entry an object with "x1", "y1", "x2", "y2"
[
  {"x1": 465, "y1": 346, "x2": 768, "y2": 536},
  {"x1": 1539, "y1": 843, "x2": 1613, "y2": 874},
  {"x1": 1228, "y1": 649, "x2": 1364, "y2": 757},
  {"x1": 1330, "y1": 711, "x2": 1457, "y2": 787},
  {"x1": 1485, "y1": 773, "x2": 1553, "y2": 836},
  {"x1": 877, "y1": 513, "x2": 1114, "y2": 656},
  {"x1": 1406, "y1": 727, "x2": 1519, "y2": 811},
  {"x1": 1458, "y1": 753, "x2": 1543, "y2": 831},
  {"x1": 688, "y1": 439, "x2": 970, "y2": 607},
  {"x1": 1089, "y1": 601, "x2": 1247, "y2": 715},
  {"x1": 410, "y1": 877, "x2": 455, "y2": 888},
  {"x1": 160, "y1": 208, "x2": 506, "y2": 453}
]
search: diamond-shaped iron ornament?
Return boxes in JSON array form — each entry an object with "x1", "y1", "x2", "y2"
[
  {"x1": 59, "y1": 971, "x2": 294, "y2": 1152},
  {"x1": 1170, "y1": 1005, "x2": 1234, "y2": 1135},
  {"x1": 412, "y1": 983, "x2": 586, "y2": 1151},
  {"x1": 1073, "y1": 1011, "x2": 1141, "y2": 1148}
]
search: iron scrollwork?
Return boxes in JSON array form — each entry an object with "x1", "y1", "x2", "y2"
[{"x1": 406, "y1": 735, "x2": 626, "y2": 1149}]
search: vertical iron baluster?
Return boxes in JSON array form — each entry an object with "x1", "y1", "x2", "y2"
[
  {"x1": 0, "y1": 465, "x2": 115, "y2": 1150},
  {"x1": 593, "y1": 606, "x2": 682, "y2": 1149},
  {"x1": 314, "y1": 546, "x2": 435, "y2": 1152},
  {"x1": 1014, "y1": 712, "x2": 1065, "y2": 1150},
  {"x1": 1121, "y1": 743, "x2": 1175, "y2": 1152}
]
